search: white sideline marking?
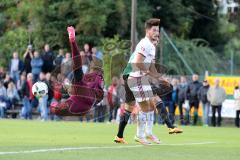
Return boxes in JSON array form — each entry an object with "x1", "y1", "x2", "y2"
[{"x1": 0, "y1": 142, "x2": 216, "y2": 155}]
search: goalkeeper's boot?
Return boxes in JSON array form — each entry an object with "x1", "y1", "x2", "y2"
[
  {"x1": 114, "y1": 136, "x2": 128, "y2": 144},
  {"x1": 169, "y1": 127, "x2": 183, "y2": 134}
]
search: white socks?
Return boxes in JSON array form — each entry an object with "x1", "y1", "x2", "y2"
[
  {"x1": 137, "y1": 110, "x2": 155, "y2": 138},
  {"x1": 137, "y1": 111, "x2": 147, "y2": 138},
  {"x1": 146, "y1": 111, "x2": 154, "y2": 136}
]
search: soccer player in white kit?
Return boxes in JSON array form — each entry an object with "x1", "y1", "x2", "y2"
[
  {"x1": 126, "y1": 18, "x2": 162, "y2": 144},
  {"x1": 114, "y1": 18, "x2": 183, "y2": 145}
]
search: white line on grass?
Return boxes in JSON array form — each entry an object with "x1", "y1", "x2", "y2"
[{"x1": 0, "y1": 142, "x2": 217, "y2": 155}]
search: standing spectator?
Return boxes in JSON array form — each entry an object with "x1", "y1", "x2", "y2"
[
  {"x1": 84, "y1": 43, "x2": 92, "y2": 62},
  {"x1": 198, "y1": 80, "x2": 210, "y2": 126},
  {"x1": 233, "y1": 81, "x2": 240, "y2": 128},
  {"x1": 48, "y1": 74, "x2": 62, "y2": 121},
  {"x1": 171, "y1": 78, "x2": 178, "y2": 124},
  {"x1": 107, "y1": 76, "x2": 120, "y2": 122},
  {"x1": 23, "y1": 45, "x2": 33, "y2": 74},
  {"x1": 0, "y1": 81, "x2": 7, "y2": 118},
  {"x1": 45, "y1": 72, "x2": 54, "y2": 106},
  {"x1": 186, "y1": 74, "x2": 202, "y2": 125},
  {"x1": 53, "y1": 49, "x2": 64, "y2": 74},
  {"x1": 7, "y1": 82, "x2": 20, "y2": 109},
  {"x1": 20, "y1": 73, "x2": 34, "y2": 119},
  {"x1": 177, "y1": 76, "x2": 188, "y2": 125},
  {"x1": 61, "y1": 52, "x2": 72, "y2": 79},
  {"x1": 92, "y1": 47, "x2": 103, "y2": 61},
  {"x1": 3, "y1": 73, "x2": 14, "y2": 89},
  {"x1": 31, "y1": 51, "x2": 43, "y2": 82},
  {"x1": 207, "y1": 78, "x2": 226, "y2": 127},
  {"x1": 161, "y1": 78, "x2": 174, "y2": 125},
  {"x1": 115, "y1": 75, "x2": 127, "y2": 123},
  {"x1": 8, "y1": 52, "x2": 24, "y2": 84},
  {"x1": 42, "y1": 44, "x2": 55, "y2": 73},
  {"x1": 49, "y1": 74, "x2": 61, "y2": 102},
  {"x1": 0, "y1": 67, "x2": 6, "y2": 80},
  {"x1": 38, "y1": 72, "x2": 48, "y2": 121},
  {"x1": 80, "y1": 50, "x2": 90, "y2": 74},
  {"x1": 94, "y1": 86, "x2": 108, "y2": 122},
  {"x1": 17, "y1": 73, "x2": 26, "y2": 96},
  {"x1": 0, "y1": 81, "x2": 7, "y2": 98}
]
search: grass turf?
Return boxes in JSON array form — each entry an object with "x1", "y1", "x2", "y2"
[{"x1": 0, "y1": 120, "x2": 239, "y2": 160}]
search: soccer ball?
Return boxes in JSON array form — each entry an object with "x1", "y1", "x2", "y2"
[{"x1": 32, "y1": 81, "x2": 48, "y2": 98}]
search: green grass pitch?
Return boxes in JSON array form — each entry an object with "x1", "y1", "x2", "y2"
[{"x1": 0, "y1": 120, "x2": 239, "y2": 160}]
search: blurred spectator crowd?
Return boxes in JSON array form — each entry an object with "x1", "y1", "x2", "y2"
[{"x1": 0, "y1": 43, "x2": 239, "y2": 128}]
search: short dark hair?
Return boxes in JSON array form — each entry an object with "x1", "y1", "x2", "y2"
[{"x1": 145, "y1": 18, "x2": 160, "y2": 30}]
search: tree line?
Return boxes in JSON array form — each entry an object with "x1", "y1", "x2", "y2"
[{"x1": 0, "y1": 0, "x2": 240, "y2": 75}]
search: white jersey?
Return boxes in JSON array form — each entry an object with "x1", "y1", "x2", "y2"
[{"x1": 128, "y1": 37, "x2": 156, "y2": 77}]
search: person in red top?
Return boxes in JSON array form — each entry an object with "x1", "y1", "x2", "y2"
[
  {"x1": 20, "y1": 73, "x2": 34, "y2": 119},
  {"x1": 107, "y1": 76, "x2": 120, "y2": 122},
  {"x1": 50, "y1": 26, "x2": 104, "y2": 116}
]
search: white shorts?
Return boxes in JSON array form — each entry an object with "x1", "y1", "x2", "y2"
[{"x1": 127, "y1": 76, "x2": 154, "y2": 103}]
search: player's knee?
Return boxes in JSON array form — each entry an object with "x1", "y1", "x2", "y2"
[
  {"x1": 138, "y1": 100, "x2": 153, "y2": 112},
  {"x1": 124, "y1": 101, "x2": 135, "y2": 112}
]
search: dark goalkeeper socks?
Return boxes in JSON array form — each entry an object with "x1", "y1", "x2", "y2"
[{"x1": 117, "y1": 110, "x2": 131, "y2": 138}]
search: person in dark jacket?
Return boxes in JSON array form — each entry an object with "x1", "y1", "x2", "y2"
[
  {"x1": 177, "y1": 76, "x2": 188, "y2": 125},
  {"x1": 185, "y1": 74, "x2": 202, "y2": 125},
  {"x1": 23, "y1": 45, "x2": 33, "y2": 74},
  {"x1": 42, "y1": 44, "x2": 55, "y2": 73},
  {"x1": 198, "y1": 80, "x2": 210, "y2": 126}
]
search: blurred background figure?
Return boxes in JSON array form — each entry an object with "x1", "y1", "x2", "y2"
[
  {"x1": 207, "y1": 78, "x2": 226, "y2": 127},
  {"x1": 0, "y1": 80, "x2": 7, "y2": 118},
  {"x1": 8, "y1": 52, "x2": 24, "y2": 84},
  {"x1": 107, "y1": 76, "x2": 120, "y2": 123},
  {"x1": 170, "y1": 78, "x2": 178, "y2": 125},
  {"x1": 23, "y1": 45, "x2": 33, "y2": 74},
  {"x1": 80, "y1": 50, "x2": 90, "y2": 74},
  {"x1": 38, "y1": 72, "x2": 48, "y2": 121},
  {"x1": 20, "y1": 73, "x2": 35, "y2": 119},
  {"x1": 233, "y1": 81, "x2": 240, "y2": 128},
  {"x1": 94, "y1": 86, "x2": 108, "y2": 123},
  {"x1": 161, "y1": 77, "x2": 174, "y2": 125},
  {"x1": 3, "y1": 73, "x2": 14, "y2": 89},
  {"x1": 177, "y1": 76, "x2": 188, "y2": 125},
  {"x1": 7, "y1": 81, "x2": 20, "y2": 109},
  {"x1": 61, "y1": 52, "x2": 72, "y2": 79},
  {"x1": 0, "y1": 67, "x2": 6, "y2": 80},
  {"x1": 83, "y1": 43, "x2": 92, "y2": 62},
  {"x1": 198, "y1": 80, "x2": 210, "y2": 126},
  {"x1": 41, "y1": 44, "x2": 55, "y2": 73},
  {"x1": 31, "y1": 51, "x2": 43, "y2": 83},
  {"x1": 92, "y1": 47, "x2": 103, "y2": 61},
  {"x1": 185, "y1": 74, "x2": 202, "y2": 125},
  {"x1": 54, "y1": 49, "x2": 64, "y2": 74}
]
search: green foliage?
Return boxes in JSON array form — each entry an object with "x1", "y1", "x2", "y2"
[
  {"x1": 1, "y1": 0, "x2": 240, "y2": 76},
  {"x1": 0, "y1": 27, "x2": 28, "y2": 66},
  {"x1": 101, "y1": 35, "x2": 130, "y2": 85},
  {"x1": 150, "y1": 0, "x2": 194, "y2": 38},
  {"x1": 162, "y1": 35, "x2": 223, "y2": 75}
]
